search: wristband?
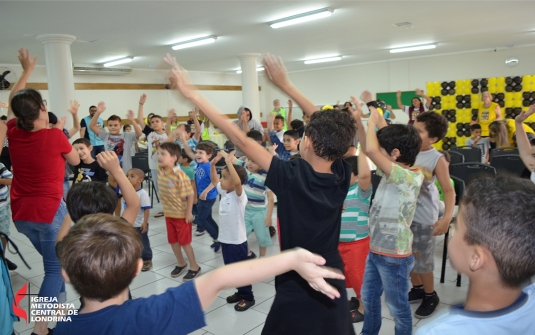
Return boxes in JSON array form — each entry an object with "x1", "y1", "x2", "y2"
[{"x1": 366, "y1": 101, "x2": 379, "y2": 109}]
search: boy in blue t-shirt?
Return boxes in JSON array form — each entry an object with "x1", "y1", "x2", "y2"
[
  {"x1": 416, "y1": 177, "x2": 535, "y2": 335},
  {"x1": 268, "y1": 116, "x2": 300, "y2": 161}
]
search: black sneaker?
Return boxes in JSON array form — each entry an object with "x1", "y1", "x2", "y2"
[
  {"x1": 183, "y1": 267, "x2": 201, "y2": 282},
  {"x1": 5, "y1": 258, "x2": 17, "y2": 271},
  {"x1": 348, "y1": 297, "x2": 359, "y2": 311},
  {"x1": 212, "y1": 241, "x2": 221, "y2": 253},
  {"x1": 408, "y1": 287, "x2": 425, "y2": 304},
  {"x1": 415, "y1": 292, "x2": 440, "y2": 319},
  {"x1": 170, "y1": 265, "x2": 187, "y2": 278},
  {"x1": 350, "y1": 310, "x2": 364, "y2": 323},
  {"x1": 234, "y1": 299, "x2": 255, "y2": 312},
  {"x1": 226, "y1": 292, "x2": 242, "y2": 303},
  {"x1": 247, "y1": 251, "x2": 257, "y2": 259},
  {"x1": 269, "y1": 226, "x2": 276, "y2": 237}
]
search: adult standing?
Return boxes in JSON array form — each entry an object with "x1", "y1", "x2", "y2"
[
  {"x1": 271, "y1": 99, "x2": 288, "y2": 131},
  {"x1": 234, "y1": 105, "x2": 264, "y2": 157},
  {"x1": 474, "y1": 91, "x2": 502, "y2": 137},
  {"x1": 80, "y1": 104, "x2": 105, "y2": 157},
  {"x1": 396, "y1": 89, "x2": 431, "y2": 125},
  {"x1": 2, "y1": 48, "x2": 79, "y2": 335}
]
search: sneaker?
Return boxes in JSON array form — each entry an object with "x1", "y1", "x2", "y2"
[
  {"x1": 183, "y1": 267, "x2": 201, "y2": 282},
  {"x1": 348, "y1": 297, "x2": 359, "y2": 311},
  {"x1": 195, "y1": 230, "x2": 206, "y2": 236},
  {"x1": 212, "y1": 241, "x2": 221, "y2": 253},
  {"x1": 141, "y1": 260, "x2": 152, "y2": 272},
  {"x1": 415, "y1": 292, "x2": 440, "y2": 319},
  {"x1": 350, "y1": 310, "x2": 364, "y2": 323},
  {"x1": 234, "y1": 299, "x2": 255, "y2": 312},
  {"x1": 408, "y1": 287, "x2": 425, "y2": 304},
  {"x1": 269, "y1": 226, "x2": 276, "y2": 237},
  {"x1": 226, "y1": 292, "x2": 242, "y2": 303},
  {"x1": 170, "y1": 265, "x2": 187, "y2": 278},
  {"x1": 5, "y1": 258, "x2": 18, "y2": 271},
  {"x1": 247, "y1": 251, "x2": 257, "y2": 259}
]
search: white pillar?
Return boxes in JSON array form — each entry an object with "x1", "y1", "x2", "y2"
[
  {"x1": 238, "y1": 53, "x2": 261, "y2": 121},
  {"x1": 36, "y1": 34, "x2": 76, "y2": 128}
]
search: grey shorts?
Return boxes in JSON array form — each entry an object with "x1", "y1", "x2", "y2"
[{"x1": 411, "y1": 221, "x2": 435, "y2": 273}]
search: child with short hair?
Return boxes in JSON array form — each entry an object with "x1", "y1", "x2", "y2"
[
  {"x1": 72, "y1": 138, "x2": 108, "y2": 184},
  {"x1": 268, "y1": 127, "x2": 300, "y2": 161},
  {"x1": 409, "y1": 112, "x2": 455, "y2": 319},
  {"x1": 415, "y1": 177, "x2": 535, "y2": 334},
  {"x1": 54, "y1": 212, "x2": 345, "y2": 335},
  {"x1": 465, "y1": 124, "x2": 490, "y2": 163},
  {"x1": 436, "y1": 150, "x2": 455, "y2": 202},
  {"x1": 165, "y1": 52, "x2": 357, "y2": 334},
  {"x1": 359, "y1": 91, "x2": 424, "y2": 335},
  {"x1": 125, "y1": 168, "x2": 153, "y2": 272},
  {"x1": 167, "y1": 109, "x2": 200, "y2": 151},
  {"x1": 0, "y1": 161, "x2": 15, "y2": 270},
  {"x1": 157, "y1": 142, "x2": 201, "y2": 280},
  {"x1": 271, "y1": 114, "x2": 285, "y2": 142}
]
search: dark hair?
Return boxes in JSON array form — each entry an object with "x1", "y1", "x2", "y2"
[
  {"x1": 343, "y1": 102, "x2": 352, "y2": 108},
  {"x1": 89, "y1": 105, "x2": 97, "y2": 111},
  {"x1": 66, "y1": 183, "x2": 118, "y2": 223},
  {"x1": 377, "y1": 124, "x2": 421, "y2": 166},
  {"x1": 530, "y1": 137, "x2": 535, "y2": 147},
  {"x1": 416, "y1": 112, "x2": 448, "y2": 140},
  {"x1": 274, "y1": 115, "x2": 285, "y2": 122},
  {"x1": 150, "y1": 115, "x2": 163, "y2": 122},
  {"x1": 344, "y1": 156, "x2": 359, "y2": 176},
  {"x1": 159, "y1": 142, "x2": 182, "y2": 166},
  {"x1": 460, "y1": 177, "x2": 535, "y2": 288},
  {"x1": 289, "y1": 154, "x2": 301, "y2": 161},
  {"x1": 196, "y1": 142, "x2": 215, "y2": 157},
  {"x1": 59, "y1": 213, "x2": 142, "y2": 302},
  {"x1": 243, "y1": 108, "x2": 253, "y2": 121},
  {"x1": 181, "y1": 151, "x2": 193, "y2": 163},
  {"x1": 73, "y1": 138, "x2": 92, "y2": 148},
  {"x1": 246, "y1": 130, "x2": 263, "y2": 142},
  {"x1": 290, "y1": 119, "x2": 304, "y2": 130},
  {"x1": 122, "y1": 124, "x2": 132, "y2": 132},
  {"x1": 0, "y1": 115, "x2": 6, "y2": 121},
  {"x1": 304, "y1": 110, "x2": 356, "y2": 161},
  {"x1": 107, "y1": 115, "x2": 122, "y2": 123},
  {"x1": 47, "y1": 112, "x2": 58, "y2": 125},
  {"x1": 147, "y1": 113, "x2": 155, "y2": 119},
  {"x1": 223, "y1": 164, "x2": 248, "y2": 185},
  {"x1": 10, "y1": 88, "x2": 45, "y2": 131},
  {"x1": 184, "y1": 124, "x2": 192, "y2": 133},
  {"x1": 283, "y1": 129, "x2": 300, "y2": 141},
  {"x1": 411, "y1": 97, "x2": 423, "y2": 108},
  {"x1": 470, "y1": 124, "x2": 481, "y2": 131},
  {"x1": 438, "y1": 150, "x2": 451, "y2": 163}
]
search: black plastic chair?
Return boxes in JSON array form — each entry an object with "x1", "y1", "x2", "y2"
[
  {"x1": 440, "y1": 175, "x2": 464, "y2": 287},
  {"x1": 131, "y1": 155, "x2": 159, "y2": 206},
  {"x1": 450, "y1": 146, "x2": 481, "y2": 163},
  {"x1": 490, "y1": 154, "x2": 526, "y2": 177},
  {"x1": 449, "y1": 162, "x2": 496, "y2": 186},
  {"x1": 448, "y1": 151, "x2": 464, "y2": 165},
  {"x1": 490, "y1": 147, "x2": 519, "y2": 159}
]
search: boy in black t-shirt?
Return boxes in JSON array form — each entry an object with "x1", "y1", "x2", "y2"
[
  {"x1": 72, "y1": 138, "x2": 108, "y2": 184},
  {"x1": 165, "y1": 52, "x2": 357, "y2": 335}
]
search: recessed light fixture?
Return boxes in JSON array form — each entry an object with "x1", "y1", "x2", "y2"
[
  {"x1": 269, "y1": 8, "x2": 333, "y2": 29},
  {"x1": 236, "y1": 67, "x2": 265, "y2": 74},
  {"x1": 171, "y1": 36, "x2": 217, "y2": 50},
  {"x1": 389, "y1": 44, "x2": 436, "y2": 53},
  {"x1": 103, "y1": 57, "x2": 133, "y2": 67},
  {"x1": 304, "y1": 56, "x2": 342, "y2": 65}
]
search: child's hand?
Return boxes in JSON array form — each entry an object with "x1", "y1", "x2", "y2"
[
  {"x1": 163, "y1": 53, "x2": 199, "y2": 100},
  {"x1": 473, "y1": 135, "x2": 481, "y2": 144},
  {"x1": 349, "y1": 96, "x2": 362, "y2": 119},
  {"x1": 53, "y1": 116, "x2": 66, "y2": 130},
  {"x1": 367, "y1": 107, "x2": 379, "y2": 126},
  {"x1": 288, "y1": 100, "x2": 293, "y2": 108},
  {"x1": 212, "y1": 151, "x2": 223, "y2": 164},
  {"x1": 141, "y1": 222, "x2": 148, "y2": 234},
  {"x1": 219, "y1": 150, "x2": 229, "y2": 159},
  {"x1": 264, "y1": 216, "x2": 272, "y2": 228},
  {"x1": 342, "y1": 205, "x2": 347, "y2": 213},
  {"x1": 361, "y1": 91, "x2": 373, "y2": 104},
  {"x1": 268, "y1": 143, "x2": 278, "y2": 156},
  {"x1": 139, "y1": 94, "x2": 147, "y2": 105},
  {"x1": 431, "y1": 217, "x2": 450, "y2": 236},
  {"x1": 516, "y1": 104, "x2": 535, "y2": 124},
  {"x1": 396, "y1": 90, "x2": 401, "y2": 98},
  {"x1": 199, "y1": 190, "x2": 208, "y2": 201},
  {"x1": 185, "y1": 212, "x2": 194, "y2": 224},
  {"x1": 0, "y1": 102, "x2": 8, "y2": 108},
  {"x1": 415, "y1": 88, "x2": 424, "y2": 96},
  {"x1": 225, "y1": 150, "x2": 236, "y2": 164},
  {"x1": 18, "y1": 48, "x2": 37, "y2": 73},
  {"x1": 292, "y1": 248, "x2": 345, "y2": 300},
  {"x1": 263, "y1": 53, "x2": 291, "y2": 90},
  {"x1": 97, "y1": 101, "x2": 106, "y2": 114},
  {"x1": 126, "y1": 110, "x2": 135, "y2": 121},
  {"x1": 168, "y1": 108, "x2": 176, "y2": 119},
  {"x1": 96, "y1": 151, "x2": 121, "y2": 172},
  {"x1": 68, "y1": 100, "x2": 80, "y2": 115}
]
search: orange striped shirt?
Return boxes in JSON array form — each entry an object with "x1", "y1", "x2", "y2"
[{"x1": 157, "y1": 166, "x2": 194, "y2": 218}]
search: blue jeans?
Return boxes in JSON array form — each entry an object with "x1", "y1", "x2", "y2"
[
  {"x1": 196, "y1": 198, "x2": 218, "y2": 240},
  {"x1": 63, "y1": 178, "x2": 70, "y2": 200},
  {"x1": 14, "y1": 200, "x2": 68, "y2": 303},
  {"x1": 221, "y1": 242, "x2": 253, "y2": 301},
  {"x1": 361, "y1": 252, "x2": 414, "y2": 335},
  {"x1": 135, "y1": 225, "x2": 153, "y2": 261}
]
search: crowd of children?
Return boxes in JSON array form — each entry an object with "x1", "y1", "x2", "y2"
[{"x1": 1, "y1": 47, "x2": 534, "y2": 335}]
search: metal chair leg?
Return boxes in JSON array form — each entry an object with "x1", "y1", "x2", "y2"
[{"x1": 440, "y1": 229, "x2": 449, "y2": 284}]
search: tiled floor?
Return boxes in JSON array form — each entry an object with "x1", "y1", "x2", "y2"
[{"x1": 7, "y1": 188, "x2": 468, "y2": 335}]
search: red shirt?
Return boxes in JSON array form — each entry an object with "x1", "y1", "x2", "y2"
[{"x1": 7, "y1": 119, "x2": 72, "y2": 223}]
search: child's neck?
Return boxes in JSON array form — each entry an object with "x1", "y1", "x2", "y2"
[
  {"x1": 82, "y1": 157, "x2": 95, "y2": 164},
  {"x1": 289, "y1": 148, "x2": 299, "y2": 153},
  {"x1": 464, "y1": 277, "x2": 523, "y2": 312},
  {"x1": 420, "y1": 144, "x2": 433, "y2": 152},
  {"x1": 181, "y1": 163, "x2": 191, "y2": 168},
  {"x1": 80, "y1": 288, "x2": 130, "y2": 314},
  {"x1": 305, "y1": 155, "x2": 333, "y2": 174},
  {"x1": 154, "y1": 129, "x2": 165, "y2": 134},
  {"x1": 132, "y1": 183, "x2": 142, "y2": 190},
  {"x1": 160, "y1": 164, "x2": 175, "y2": 170},
  {"x1": 394, "y1": 161, "x2": 411, "y2": 169}
]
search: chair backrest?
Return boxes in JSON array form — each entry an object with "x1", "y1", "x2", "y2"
[
  {"x1": 224, "y1": 140, "x2": 235, "y2": 151},
  {"x1": 490, "y1": 147, "x2": 519, "y2": 159},
  {"x1": 450, "y1": 146, "x2": 481, "y2": 163},
  {"x1": 131, "y1": 155, "x2": 150, "y2": 173},
  {"x1": 370, "y1": 170, "x2": 382, "y2": 202},
  {"x1": 199, "y1": 140, "x2": 221, "y2": 151},
  {"x1": 490, "y1": 154, "x2": 526, "y2": 177},
  {"x1": 449, "y1": 162, "x2": 496, "y2": 186},
  {"x1": 450, "y1": 175, "x2": 465, "y2": 206},
  {"x1": 448, "y1": 151, "x2": 465, "y2": 165}
]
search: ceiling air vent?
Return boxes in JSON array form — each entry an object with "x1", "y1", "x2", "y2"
[
  {"x1": 73, "y1": 65, "x2": 132, "y2": 76},
  {"x1": 393, "y1": 22, "x2": 413, "y2": 28}
]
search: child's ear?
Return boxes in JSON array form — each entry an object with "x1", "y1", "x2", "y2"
[
  {"x1": 391, "y1": 148, "x2": 401, "y2": 161},
  {"x1": 88, "y1": 145, "x2": 93, "y2": 151},
  {"x1": 134, "y1": 259, "x2": 143, "y2": 277},
  {"x1": 469, "y1": 245, "x2": 487, "y2": 272},
  {"x1": 429, "y1": 136, "x2": 439, "y2": 145},
  {"x1": 61, "y1": 268, "x2": 71, "y2": 284}
]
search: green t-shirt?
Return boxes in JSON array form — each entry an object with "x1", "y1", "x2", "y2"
[
  {"x1": 180, "y1": 165, "x2": 195, "y2": 181},
  {"x1": 435, "y1": 178, "x2": 455, "y2": 202}
]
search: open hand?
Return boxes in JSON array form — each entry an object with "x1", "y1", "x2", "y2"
[
  {"x1": 18, "y1": 48, "x2": 37, "y2": 73},
  {"x1": 225, "y1": 150, "x2": 236, "y2": 164},
  {"x1": 516, "y1": 104, "x2": 535, "y2": 124},
  {"x1": 367, "y1": 107, "x2": 379, "y2": 126},
  {"x1": 415, "y1": 88, "x2": 424, "y2": 96},
  {"x1": 431, "y1": 217, "x2": 450, "y2": 236},
  {"x1": 263, "y1": 53, "x2": 291, "y2": 90},
  {"x1": 268, "y1": 143, "x2": 278, "y2": 156},
  {"x1": 126, "y1": 110, "x2": 135, "y2": 121},
  {"x1": 361, "y1": 91, "x2": 373, "y2": 104},
  {"x1": 96, "y1": 151, "x2": 121, "y2": 172},
  {"x1": 396, "y1": 90, "x2": 402, "y2": 98},
  {"x1": 139, "y1": 94, "x2": 147, "y2": 105},
  {"x1": 288, "y1": 100, "x2": 293, "y2": 108},
  {"x1": 349, "y1": 96, "x2": 362, "y2": 119},
  {"x1": 163, "y1": 53, "x2": 199, "y2": 100},
  {"x1": 68, "y1": 100, "x2": 80, "y2": 115},
  {"x1": 168, "y1": 108, "x2": 177, "y2": 119},
  {"x1": 212, "y1": 151, "x2": 223, "y2": 164},
  {"x1": 97, "y1": 101, "x2": 106, "y2": 114},
  {"x1": 0, "y1": 102, "x2": 8, "y2": 109}
]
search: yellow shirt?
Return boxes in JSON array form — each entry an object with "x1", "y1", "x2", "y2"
[
  {"x1": 157, "y1": 166, "x2": 194, "y2": 218},
  {"x1": 504, "y1": 119, "x2": 535, "y2": 147},
  {"x1": 478, "y1": 102, "x2": 498, "y2": 136}
]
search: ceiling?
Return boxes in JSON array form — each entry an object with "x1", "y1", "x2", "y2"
[{"x1": 1, "y1": 1, "x2": 534, "y2": 73}]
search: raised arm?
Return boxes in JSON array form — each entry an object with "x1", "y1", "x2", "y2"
[
  {"x1": 89, "y1": 102, "x2": 105, "y2": 136},
  {"x1": 224, "y1": 150, "x2": 242, "y2": 196},
  {"x1": 263, "y1": 53, "x2": 317, "y2": 117},
  {"x1": 177, "y1": 129, "x2": 195, "y2": 160},
  {"x1": 137, "y1": 94, "x2": 147, "y2": 127},
  {"x1": 67, "y1": 100, "x2": 81, "y2": 138},
  {"x1": 349, "y1": 96, "x2": 371, "y2": 191},
  {"x1": 210, "y1": 152, "x2": 222, "y2": 186},
  {"x1": 515, "y1": 105, "x2": 535, "y2": 171},
  {"x1": 287, "y1": 100, "x2": 293, "y2": 128},
  {"x1": 165, "y1": 109, "x2": 176, "y2": 136},
  {"x1": 396, "y1": 90, "x2": 404, "y2": 110},
  {"x1": 415, "y1": 88, "x2": 432, "y2": 109},
  {"x1": 191, "y1": 109, "x2": 202, "y2": 142},
  {"x1": 8, "y1": 48, "x2": 37, "y2": 121},
  {"x1": 387, "y1": 105, "x2": 396, "y2": 120},
  {"x1": 164, "y1": 54, "x2": 272, "y2": 171},
  {"x1": 126, "y1": 110, "x2": 142, "y2": 138}
]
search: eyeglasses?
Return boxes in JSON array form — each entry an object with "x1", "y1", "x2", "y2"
[{"x1": 42, "y1": 99, "x2": 47, "y2": 106}]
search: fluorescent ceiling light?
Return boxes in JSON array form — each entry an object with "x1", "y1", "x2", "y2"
[
  {"x1": 103, "y1": 57, "x2": 133, "y2": 67},
  {"x1": 389, "y1": 44, "x2": 436, "y2": 53},
  {"x1": 171, "y1": 36, "x2": 217, "y2": 50},
  {"x1": 236, "y1": 67, "x2": 265, "y2": 74},
  {"x1": 269, "y1": 8, "x2": 333, "y2": 29},
  {"x1": 304, "y1": 56, "x2": 342, "y2": 65}
]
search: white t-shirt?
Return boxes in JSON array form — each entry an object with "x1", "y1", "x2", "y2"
[
  {"x1": 531, "y1": 171, "x2": 535, "y2": 185},
  {"x1": 147, "y1": 131, "x2": 168, "y2": 170},
  {"x1": 275, "y1": 130, "x2": 284, "y2": 142},
  {"x1": 216, "y1": 182, "x2": 248, "y2": 244},
  {"x1": 415, "y1": 283, "x2": 535, "y2": 335},
  {"x1": 123, "y1": 188, "x2": 151, "y2": 228}
]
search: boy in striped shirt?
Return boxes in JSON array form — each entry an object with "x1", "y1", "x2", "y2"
[{"x1": 338, "y1": 115, "x2": 372, "y2": 323}]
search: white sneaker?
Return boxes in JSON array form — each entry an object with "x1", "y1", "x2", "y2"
[{"x1": 195, "y1": 230, "x2": 206, "y2": 236}]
